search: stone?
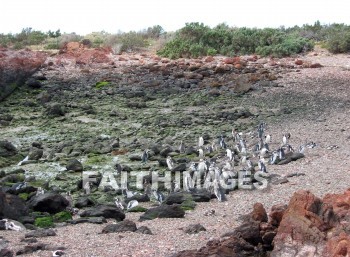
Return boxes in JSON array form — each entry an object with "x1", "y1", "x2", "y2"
[
  {"x1": 251, "y1": 203, "x2": 268, "y2": 222},
  {"x1": 295, "y1": 59, "x2": 303, "y2": 65},
  {"x1": 25, "y1": 229, "x2": 57, "y2": 238},
  {"x1": 171, "y1": 163, "x2": 187, "y2": 172},
  {"x1": 310, "y1": 63, "x2": 323, "y2": 68},
  {"x1": 0, "y1": 140, "x2": 17, "y2": 157},
  {"x1": 28, "y1": 192, "x2": 69, "y2": 214},
  {"x1": 139, "y1": 204, "x2": 185, "y2": 221},
  {"x1": 184, "y1": 224, "x2": 206, "y2": 234},
  {"x1": 15, "y1": 243, "x2": 47, "y2": 255},
  {"x1": 190, "y1": 190, "x2": 212, "y2": 202},
  {"x1": 164, "y1": 192, "x2": 193, "y2": 205},
  {"x1": 74, "y1": 196, "x2": 95, "y2": 208},
  {"x1": 0, "y1": 49, "x2": 46, "y2": 101},
  {"x1": 26, "y1": 78, "x2": 42, "y2": 88},
  {"x1": 46, "y1": 103, "x2": 66, "y2": 117},
  {"x1": 66, "y1": 159, "x2": 83, "y2": 172},
  {"x1": 270, "y1": 190, "x2": 336, "y2": 256},
  {"x1": 136, "y1": 226, "x2": 153, "y2": 235},
  {"x1": 68, "y1": 217, "x2": 106, "y2": 225},
  {"x1": 0, "y1": 249, "x2": 14, "y2": 257},
  {"x1": 80, "y1": 205, "x2": 125, "y2": 221},
  {"x1": 269, "y1": 204, "x2": 287, "y2": 227},
  {"x1": 28, "y1": 147, "x2": 43, "y2": 161},
  {"x1": 101, "y1": 219, "x2": 137, "y2": 234},
  {"x1": 0, "y1": 191, "x2": 28, "y2": 220},
  {"x1": 170, "y1": 236, "x2": 257, "y2": 257}
]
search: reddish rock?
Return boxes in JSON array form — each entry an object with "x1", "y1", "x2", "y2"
[
  {"x1": 310, "y1": 63, "x2": 323, "y2": 68},
  {"x1": 269, "y1": 204, "x2": 287, "y2": 226},
  {"x1": 223, "y1": 56, "x2": 241, "y2": 65},
  {"x1": 323, "y1": 189, "x2": 350, "y2": 218},
  {"x1": 271, "y1": 190, "x2": 338, "y2": 256},
  {"x1": 251, "y1": 202, "x2": 268, "y2": 222},
  {"x1": 223, "y1": 57, "x2": 234, "y2": 64},
  {"x1": 172, "y1": 189, "x2": 350, "y2": 257},
  {"x1": 323, "y1": 233, "x2": 350, "y2": 257},
  {"x1": 171, "y1": 236, "x2": 258, "y2": 257},
  {"x1": 295, "y1": 59, "x2": 303, "y2": 65},
  {"x1": 0, "y1": 49, "x2": 47, "y2": 100},
  {"x1": 234, "y1": 63, "x2": 242, "y2": 69},
  {"x1": 214, "y1": 65, "x2": 231, "y2": 74}
]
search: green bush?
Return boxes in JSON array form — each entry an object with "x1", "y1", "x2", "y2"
[
  {"x1": 53, "y1": 211, "x2": 72, "y2": 222},
  {"x1": 95, "y1": 81, "x2": 110, "y2": 89},
  {"x1": 157, "y1": 22, "x2": 314, "y2": 58},
  {"x1": 18, "y1": 193, "x2": 29, "y2": 201},
  {"x1": 326, "y1": 31, "x2": 350, "y2": 53},
  {"x1": 34, "y1": 216, "x2": 54, "y2": 228}
]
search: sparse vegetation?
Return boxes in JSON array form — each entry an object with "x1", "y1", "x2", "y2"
[
  {"x1": 95, "y1": 81, "x2": 111, "y2": 89},
  {"x1": 157, "y1": 22, "x2": 314, "y2": 58},
  {"x1": 53, "y1": 211, "x2": 72, "y2": 222},
  {"x1": 34, "y1": 216, "x2": 54, "y2": 228}
]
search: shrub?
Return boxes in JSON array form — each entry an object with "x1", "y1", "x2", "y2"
[
  {"x1": 325, "y1": 30, "x2": 350, "y2": 53},
  {"x1": 18, "y1": 193, "x2": 29, "y2": 201},
  {"x1": 53, "y1": 211, "x2": 72, "y2": 222},
  {"x1": 158, "y1": 23, "x2": 314, "y2": 58},
  {"x1": 34, "y1": 216, "x2": 54, "y2": 228},
  {"x1": 57, "y1": 33, "x2": 82, "y2": 48},
  {"x1": 95, "y1": 81, "x2": 110, "y2": 89}
]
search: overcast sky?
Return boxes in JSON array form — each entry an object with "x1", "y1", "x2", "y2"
[{"x1": 2, "y1": 0, "x2": 349, "y2": 35}]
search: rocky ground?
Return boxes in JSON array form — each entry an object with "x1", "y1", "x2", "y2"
[{"x1": 1, "y1": 44, "x2": 350, "y2": 256}]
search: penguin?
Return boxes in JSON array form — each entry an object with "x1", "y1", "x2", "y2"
[
  {"x1": 126, "y1": 200, "x2": 139, "y2": 210},
  {"x1": 52, "y1": 250, "x2": 65, "y2": 256},
  {"x1": 152, "y1": 190, "x2": 165, "y2": 204},
  {"x1": 115, "y1": 197, "x2": 126, "y2": 210},
  {"x1": 141, "y1": 149, "x2": 150, "y2": 163},
  {"x1": 226, "y1": 148, "x2": 233, "y2": 161},
  {"x1": 166, "y1": 156, "x2": 175, "y2": 170},
  {"x1": 198, "y1": 136, "x2": 204, "y2": 147}
]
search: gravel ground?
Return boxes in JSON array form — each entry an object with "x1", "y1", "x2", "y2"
[{"x1": 1, "y1": 50, "x2": 350, "y2": 257}]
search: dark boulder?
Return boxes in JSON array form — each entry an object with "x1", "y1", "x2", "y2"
[
  {"x1": 46, "y1": 103, "x2": 66, "y2": 117},
  {"x1": 139, "y1": 204, "x2": 185, "y2": 221},
  {"x1": 171, "y1": 163, "x2": 187, "y2": 172},
  {"x1": 68, "y1": 217, "x2": 106, "y2": 225},
  {"x1": 80, "y1": 205, "x2": 125, "y2": 221},
  {"x1": 28, "y1": 147, "x2": 43, "y2": 161},
  {"x1": 184, "y1": 224, "x2": 206, "y2": 234},
  {"x1": 0, "y1": 249, "x2": 14, "y2": 257},
  {"x1": 136, "y1": 226, "x2": 153, "y2": 235},
  {"x1": 164, "y1": 192, "x2": 193, "y2": 205},
  {"x1": 74, "y1": 196, "x2": 95, "y2": 208},
  {"x1": 24, "y1": 229, "x2": 57, "y2": 238},
  {"x1": 101, "y1": 219, "x2": 137, "y2": 234},
  {"x1": 66, "y1": 159, "x2": 83, "y2": 172},
  {"x1": 0, "y1": 191, "x2": 28, "y2": 220},
  {"x1": 0, "y1": 140, "x2": 17, "y2": 157},
  {"x1": 28, "y1": 193, "x2": 69, "y2": 214},
  {"x1": 191, "y1": 190, "x2": 212, "y2": 202},
  {"x1": 26, "y1": 78, "x2": 42, "y2": 88}
]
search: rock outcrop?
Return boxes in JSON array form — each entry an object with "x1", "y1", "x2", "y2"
[
  {"x1": 171, "y1": 189, "x2": 350, "y2": 257},
  {"x1": 0, "y1": 48, "x2": 46, "y2": 101}
]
